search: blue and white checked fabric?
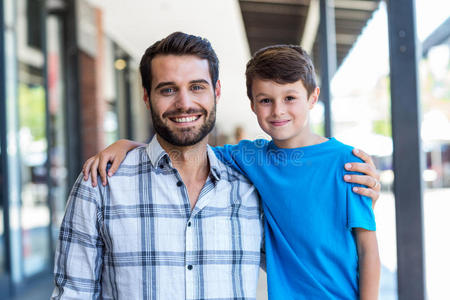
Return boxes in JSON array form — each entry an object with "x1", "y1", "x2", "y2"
[{"x1": 52, "y1": 136, "x2": 264, "y2": 300}]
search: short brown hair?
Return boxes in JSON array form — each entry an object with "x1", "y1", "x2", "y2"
[
  {"x1": 245, "y1": 45, "x2": 317, "y2": 100},
  {"x1": 139, "y1": 32, "x2": 219, "y2": 97}
]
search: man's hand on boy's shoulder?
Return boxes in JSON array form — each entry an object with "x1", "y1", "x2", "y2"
[{"x1": 343, "y1": 148, "x2": 381, "y2": 208}]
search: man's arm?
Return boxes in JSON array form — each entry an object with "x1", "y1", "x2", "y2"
[
  {"x1": 354, "y1": 228, "x2": 380, "y2": 300},
  {"x1": 52, "y1": 174, "x2": 104, "y2": 299}
]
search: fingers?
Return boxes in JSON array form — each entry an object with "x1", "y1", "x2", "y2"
[
  {"x1": 352, "y1": 148, "x2": 375, "y2": 168},
  {"x1": 109, "y1": 158, "x2": 121, "y2": 177},
  {"x1": 347, "y1": 149, "x2": 381, "y2": 209},
  {"x1": 98, "y1": 154, "x2": 109, "y2": 186},
  {"x1": 89, "y1": 157, "x2": 100, "y2": 187},
  {"x1": 83, "y1": 157, "x2": 95, "y2": 180},
  {"x1": 344, "y1": 174, "x2": 379, "y2": 190},
  {"x1": 350, "y1": 186, "x2": 380, "y2": 209},
  {"x1": 344, "y1": 174, "x2": 380, "y2": 209},
  {"x1": 345, "y1": 162, "x2": 380, "y2": 181}
]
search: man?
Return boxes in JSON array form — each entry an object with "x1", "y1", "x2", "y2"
[{"x1": 53, "y1": 32, "x2": 380, "y2": 299}]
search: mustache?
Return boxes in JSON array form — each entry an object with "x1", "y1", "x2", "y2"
[{"x1": 162, "y1": 108, "x2": 207, "y2": 118}]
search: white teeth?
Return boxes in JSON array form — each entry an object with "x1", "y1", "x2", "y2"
[{"x1": 173, "y1": 116, "x2": 199, "y2": 123}]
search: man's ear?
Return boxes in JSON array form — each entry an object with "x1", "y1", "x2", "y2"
[
  {"x1": 308, "y1": 87, "x2": 320, "y2": 109},
  {"x1": 214, "y1": 80, "x2": 222, "y2": 103},
  {"x1": 143, "y1": 89, "x2": 151, "y2": 110}
]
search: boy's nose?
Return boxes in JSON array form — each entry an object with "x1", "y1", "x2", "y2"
[{"x1": 271, "y1": 102, "x2": 285, "y2": 118}]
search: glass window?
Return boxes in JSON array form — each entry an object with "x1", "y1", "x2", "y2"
[
  {"x1": 103, "y1": 38, "x2": 119, "y2": 145},
  {"x1": 17, "y1": 75, "x2": 50, "y2": 277},
  {"x1": 114, "y1": 44, "x2": 132, "y2": 140},
  {"x1": 26, "y1": 0, "x2": 43, "y2": 50},
  {"x1": 17, "y1": 0, "x2": 50, "y2": 277}
]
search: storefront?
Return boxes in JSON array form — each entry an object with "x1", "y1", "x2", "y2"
[
  {"x1": 1, "y1": 0, "x2": 148, "y2": 296},
  {"x1": 0, "y1": 0, "x2": 68, "y2": 294}
]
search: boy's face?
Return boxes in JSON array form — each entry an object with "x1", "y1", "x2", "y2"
[{"x1": 250, "y1": 78, "x2": 319, "y2": 148}]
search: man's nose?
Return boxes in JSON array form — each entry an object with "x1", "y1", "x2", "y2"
[{"x1": 175, "y1": 89, "x2": 192, "y2": 110}]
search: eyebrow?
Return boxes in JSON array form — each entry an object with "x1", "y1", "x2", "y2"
[
  {"x1": 154, "y1": 79, "x2": 210, "y2": 91},
  {"x1": 254, "y1": 89, "x2": 300, "y2": 98},
  {"x1": 254, "y1": 92, "x2": 270, "y2": 98},
  {"x1": 154, "y1": 81, "x2": 176, "y2": 90},
  {"x1": 190, "y1": 79, "x2": 210, "y2": 86}
]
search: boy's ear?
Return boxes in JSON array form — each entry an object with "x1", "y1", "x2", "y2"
[
  {"x1": 308, "y1": 87, "x2": 320, "y2": 109},
  {"x1": 250, "y1": 99, "x2": 256, "y2": 113},
  {"x1": 214, "y1": 79, "x2": 221, "y2": 103},
  {"x1": 143, "y1": 89, "x2": 151, "y2": 110}
]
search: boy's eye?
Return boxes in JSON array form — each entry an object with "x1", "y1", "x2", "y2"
[
  {"x1": 259, "y1": 98, "x2": 271, "y2": 104},
  {"x1": 285, "y1": 96, "x2": 296, "y2": 101}
]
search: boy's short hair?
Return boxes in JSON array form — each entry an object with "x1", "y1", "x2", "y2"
[
  {"x1": 245, "y1": 45, "x2": 317, "y2": 100},
  {"x1": 139, "y1": 32, "x2": 219, "y2": 98}
]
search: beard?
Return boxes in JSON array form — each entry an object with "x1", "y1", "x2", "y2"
[{"x1": 150, "y1": 100, "x2": 216, "y2": 147}]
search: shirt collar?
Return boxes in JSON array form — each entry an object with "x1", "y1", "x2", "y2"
[
  {"x1": 146, "y1": 135, "x2": 222, "y2": 182},
  {"x1": 206, "y1": 145, "x2": 222, "y2": 182},
  {"x1": 146, "y1": 135, "x2": 169, "y2": 169}
]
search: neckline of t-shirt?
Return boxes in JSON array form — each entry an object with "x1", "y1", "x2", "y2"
[{"x1": 268, "y1": 137, "x2": 338, "y2": 156}]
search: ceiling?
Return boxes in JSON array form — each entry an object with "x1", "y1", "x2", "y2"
[{"x1": 238, "y1": 0, "x2": 381, "y2": 71}]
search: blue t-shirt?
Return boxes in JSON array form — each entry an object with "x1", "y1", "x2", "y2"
[{"x1": 213, "y1": 138, "x2": 376, "y2": 299}]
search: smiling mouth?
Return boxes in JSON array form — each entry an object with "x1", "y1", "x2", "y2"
[
  {"x1": 169, "y1": 115, "x2": 201, "y2": 123},
  {"x1": 270, "y1": 120, "x2": 290, "y2": 126}
]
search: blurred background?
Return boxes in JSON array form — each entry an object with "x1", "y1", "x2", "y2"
[{"x1": 0, "y1": 0, "x2": 448, "y2": 299}]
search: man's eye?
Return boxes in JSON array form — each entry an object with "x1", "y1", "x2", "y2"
[
  {"x1": 161, "y1": 87, "x2": 175, "y2": 95},
  {"x1": 259, "y1": 98, "x2": 271, "y2": 104},
  {"x1": 192, "y1": 85, "x2": 204, "y2": 91}
]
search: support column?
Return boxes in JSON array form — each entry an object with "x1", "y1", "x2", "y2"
[
  {"x1": 319, "y1": 0, "x2": 336, "y2": 137},
  {"x1": 386, "y1": 0, "x2": 426, "y2": 299},
  {"x1": 0, "y1": 0, "x2": 12, "y2": 293}
]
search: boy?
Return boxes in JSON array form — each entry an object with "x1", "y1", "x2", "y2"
[{"x1": 84, "y1": 45, "x2": 380, "y2": 299}]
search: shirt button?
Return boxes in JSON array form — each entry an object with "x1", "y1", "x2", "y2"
[
  {"x1": 177, "y1": 181, "x2": 183, "y2": 187},
  {"x1": 187, "y1": 221, "x2": 191, "y2": 227},
  {"x1": 159, "y1": 164, "x2": 164, "y2": 169},
  {"x1": 187, "y1": 265, "x2": 193, "y2": 270}
]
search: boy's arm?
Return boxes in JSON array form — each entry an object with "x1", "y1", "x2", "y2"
[
  {"x1": 83, "y1": 139, "x2": 144, "y2": 187},
  {"x1": 354, "y1": 228, "x2": 380, "y2": 300},
  {"x1": 344, "y1": 149, "x2": 381, "y2": 209},
  {"x1": 82, "y1": 139, "x2": 257, "y2": 187}
]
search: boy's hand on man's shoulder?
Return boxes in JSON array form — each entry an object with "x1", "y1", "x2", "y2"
[{"x1": 343, "y1": 148, "x2": 381, "y2": 208}]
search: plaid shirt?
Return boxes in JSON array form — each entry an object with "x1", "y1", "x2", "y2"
[{"x1": 52, "y1": 136, "x2": 264, "y2": 300}]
